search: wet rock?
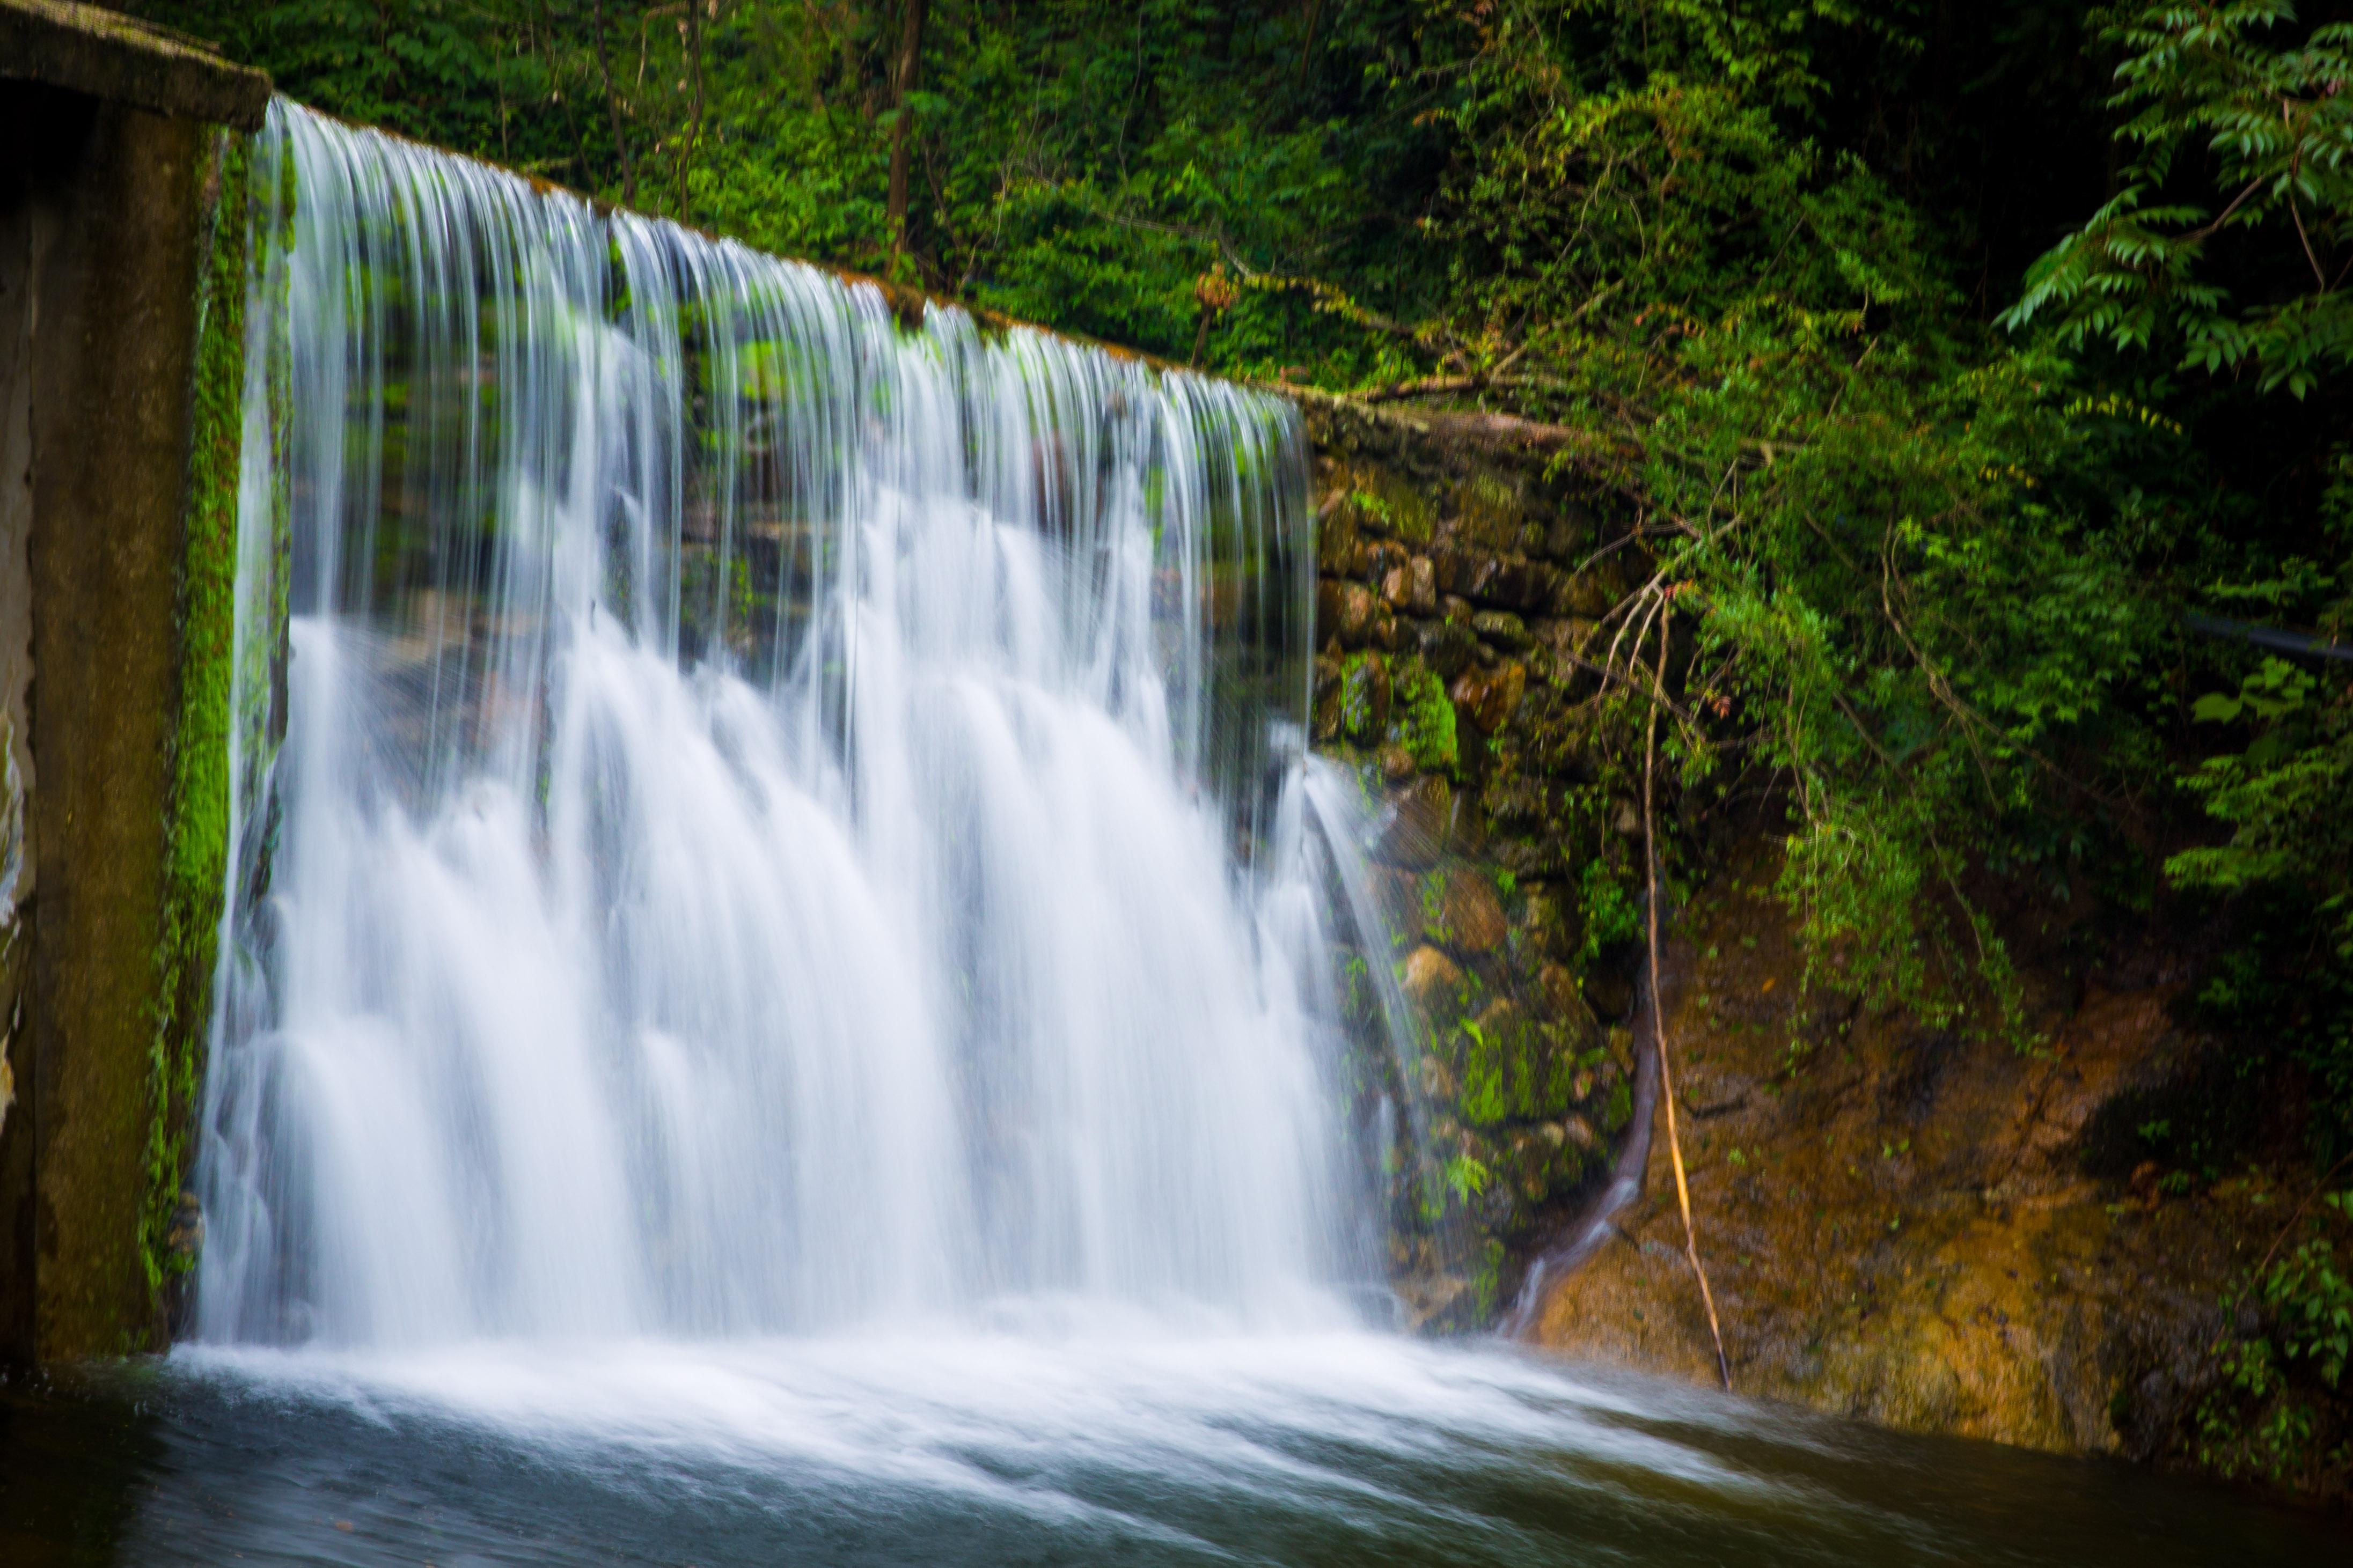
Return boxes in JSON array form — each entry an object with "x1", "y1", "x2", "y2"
[
  {"x1": 1364, "y1": 865, "x2": 1415, "y2": 934},
  {"x1": 1380, "y1": 775, "x2": 1454, "y2": 868},
  {"x1": 1604, "y1": 1025, "x2": 1636, "y2": 1076},
  {"x1": 1447, "y1": 791, "x2": 1489, "y2": 857},
  {"x1": 1541, "y1": 504, "x2": 1594, "y2": 561},
  {"x1": 1528, "y1": 842, "x2": 2275, "y2": 1476},
  {"x1": 1539, "y1": 961, "x2": 1584, "y2": 1017},
  {"x1": 1406, "y1": 556, "x2": 1439, "y2": 613},
  {"x1": 1402, "y1": 945, "x2": 1466, "y2": 1015},
  {"x1": 1393, "y1": 1269, "x2": 1469, "y2": 1333},
  {"x1": 1378, "y1": 743, "x2": 1416, "y2": 781},
  {"x1": 1470, "y1": 609, "x2": 1530, "y2": 651},
  {"x1": 1443, "y1": 869, "x2": 1508, "y2": 954},
  {"x1": 1310, "y1": 655, "x2": 1343, "y2": 742},
  {"x1": 164, "y1": 1189, "x2": 203, "y2": 1267},
  {"x1": 1315, "y1": 497, "x2": 1359, "y2": 572},
  {"x1": 1474, "y1": 997, "x2": 1524, "y2": 1036},
  {"x1": 1417, "y1": 619, "x2": 1483, "y2": 680},
  {"x1": 1433, "y1": 546, "x2": 1556, "y2": 612},
  {"x1": 1317, "y1": 579, "x2": 1379, "y2": 647},
  {"x1": 1449, "y1": 661, "x2": 1526, "y2": 735},
  {"x1": 1374, "y1": 555, "x2": 1431, "y2": 616},
  {"x1": 1485, "y1": 557, "x2": 1562, "y2": 613}
]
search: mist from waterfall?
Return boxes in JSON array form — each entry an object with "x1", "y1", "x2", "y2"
[{"x1": 193, "y1": 101, "x2": 1390, "y2": 1349}]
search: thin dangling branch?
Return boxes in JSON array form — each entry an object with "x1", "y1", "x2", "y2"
[{"x1": 1644, "y1": 607, "x2": 1732, "y2": 1392}]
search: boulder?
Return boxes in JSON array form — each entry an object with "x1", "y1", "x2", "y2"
[
  {"x1": 1443, "y1": 869, "x2": 1508, "y2": 953},
  {"x1": 1379, "y1": 775, "x2": 1453, "y2": 867},
  {"x1": 1449, "y1": 661, "x2": 1526, "y2": 734},
  {"x1": 1402, "y1": 945, "x2": 1465, "y2": 1016},
  {"x1": 1316, "y1": 578, "x2": 1379, "y2": 647}
]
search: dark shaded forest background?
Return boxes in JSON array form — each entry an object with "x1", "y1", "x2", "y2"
[{"x1": 138, "y1": 0, "x2": 2353, "y2": 1481}]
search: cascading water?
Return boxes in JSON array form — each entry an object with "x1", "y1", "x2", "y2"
[
  {"x1": 19, "y1": 97, "x2": 2334, "y2": 1568},
  {"x1": 194, "y1": 101, "x2": 1381, "y2": 1349}
]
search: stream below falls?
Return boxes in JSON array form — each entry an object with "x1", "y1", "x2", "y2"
[
  {"x1": 21, "y1": 100, "x2": 2328, "y2": 1565},
  {"x1": 1, "y1": 1335, "x2": 2337, "y2": 1565}
]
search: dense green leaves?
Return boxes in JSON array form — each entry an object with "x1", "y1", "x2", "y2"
[{"x1": 2005, "y1": 2, "x2": 2353, "y2": 395}]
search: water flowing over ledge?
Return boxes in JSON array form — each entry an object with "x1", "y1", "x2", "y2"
[{"x1": 193, "y1": 100, "x2": 1397, "y2": 1348}]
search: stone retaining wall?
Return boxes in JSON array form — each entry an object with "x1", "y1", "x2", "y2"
[
  {"x1": 0, "y1": 0, "x2": 267, "y2": 1360},
  {"x1": 1297, "y1": 392, "x2": 1653, "y2": 1327}
]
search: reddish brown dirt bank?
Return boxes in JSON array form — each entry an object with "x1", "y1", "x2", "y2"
[{"x1": 1528, "y1": 847, "x2": 2326, "y2": 1473}]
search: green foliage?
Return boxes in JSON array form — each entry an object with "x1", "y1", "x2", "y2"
[
  {"x1": 2190, "y1": 656, "x2": 2319, "y2": 729},
  {"x1": 1577, "y1": 855, "x2": 1641, "y2": 961},
  {"x1": 1458, "y1": 1019, "x2": 1508, "y2": 1126},
  {"x1": 1391, "y1": 661, "x2": 1460, "y2": 776},
  {"x1": 2004, "y1": 2, "x2": 2353, "y2": 396},
  {"x1": 2196, "y1": 1192, "x2": 2353, "y2": 1488},
  {"x1": 2159, "y1": 441, "x2": 2353, "y2": 1154},
  {"x1": 2269, "y1": 1227, "x2": 2353, "y2": 1388},
  {"x1": 1338, "y1": 653, "x2": 1387, "y2": 744},
  {"x1": 145, "y1": 1, "x2": 1443, "y2": 370},
  {"x1": 1442, "y1": 1151, "x2": 1492, "y2": 1205}
]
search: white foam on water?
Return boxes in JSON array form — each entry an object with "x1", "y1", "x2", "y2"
[{"x1": 172, "y1": 1329, "x2": 1800, "y2": 1527}]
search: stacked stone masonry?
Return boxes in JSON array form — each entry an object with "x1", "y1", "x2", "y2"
[{"x1": 1295, "y1": 393, "x2": 1651, "y2": 1329}]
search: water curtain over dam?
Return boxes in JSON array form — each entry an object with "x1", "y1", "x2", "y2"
[{"x1": 194, "y1": 102, "x2": 1377, "y2": 1346}]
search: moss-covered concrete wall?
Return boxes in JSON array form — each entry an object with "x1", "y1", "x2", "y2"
[
  {"x1": 1296, "y1": 392, "x2": 1655, "y2": 1328},
  {"x1": 0, "y1": 4, "x2": 266, "y2": 1362}
]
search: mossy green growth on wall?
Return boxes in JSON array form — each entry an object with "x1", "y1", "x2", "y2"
[
  {"x1": 142, "y1": 128, "x2": 249, "y2": 1313},
  {"x1": 1337, "y1": 652, "x2": 1388, "y2": 745},
  {"x1": 1456, "y1": 1011, "x2": 1582, "y2": 1130},
  {"x1": 1390, "y1": 660, "x2": 1458, "y2": 777}
]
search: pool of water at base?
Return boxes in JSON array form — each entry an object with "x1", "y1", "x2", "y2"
[{"x1": 0, "y1": 1326, "x2": 2334, "y2": 1566}]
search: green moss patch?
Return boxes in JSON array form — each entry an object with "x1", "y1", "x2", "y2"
[
  {"x1": 1390, "y1": 659, "x2": 1458, "y2": 776},
  {"x1": 141, "y1": 128, "x2": 249, "y2": 1312}
]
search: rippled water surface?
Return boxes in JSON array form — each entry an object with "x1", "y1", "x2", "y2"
[{"x1": 2, "y1": 1331, "x2": 2334, "y2": 1566}]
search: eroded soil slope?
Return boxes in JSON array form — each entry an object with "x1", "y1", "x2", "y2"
[{"x1": 1532, "y1": 848, "x2": 2340, "y2": 1485}]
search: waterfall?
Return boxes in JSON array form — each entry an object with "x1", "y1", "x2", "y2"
[{"x1": 193, "y1": 102, "x2": 1381, "y2": 1348}]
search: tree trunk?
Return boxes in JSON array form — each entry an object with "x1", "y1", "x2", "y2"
[
  {"x1": 677, "y1": 0, "x2": 705, "y2": 223},
  {"x1": 886, "y1": 0, "x2": 927, "y2": 277},
  {"x1": 591, "y1": 0, "x2": 636, "y2": 205}
]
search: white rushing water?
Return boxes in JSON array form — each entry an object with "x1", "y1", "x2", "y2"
[{"x1": 194, "y1": 102, "x2": 1388, "y2": 1349}]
